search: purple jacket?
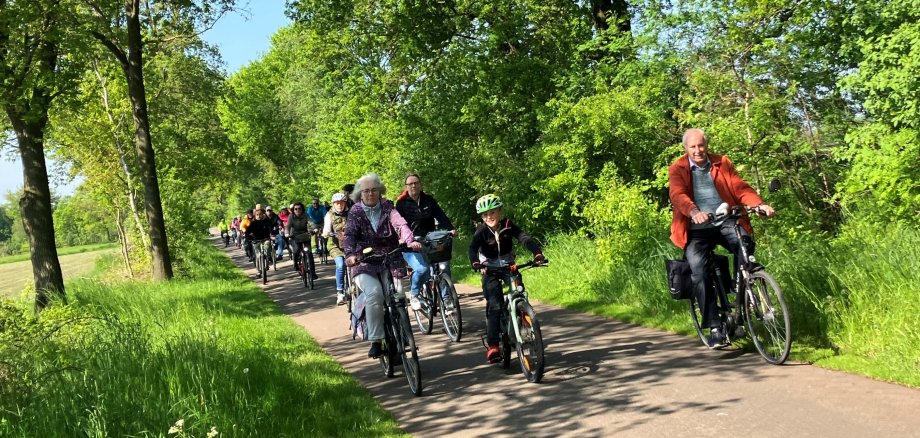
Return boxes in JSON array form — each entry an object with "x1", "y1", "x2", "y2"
[{"x1": 344, "y1": 199, "x2": 416, "y2": 277}]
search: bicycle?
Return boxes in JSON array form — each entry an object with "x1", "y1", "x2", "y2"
[
  {"x1": 411, "y1": 230, "x2": 463, "y2": 342},
  {"x1": 291, "y1": 235, "x2": 316, "y2": 290},
  {"x1": 353, "y1": 245, "x2": 423, "y2": 396},
  {"x1": 313, "y1": 227, "x2": 328, "y2": 265},
  {"x1": 483, "y1": 258, "x2": 548, "y2": 383},
  {"x1": 688, "y1": 204, "x2": 792, "y2": 365},
  {"x1": 252, "y1": 238, "x2": 271, "y2": 285},
  {"x1": 221, "y1": 230, "x2": 230, "y2": 247}
]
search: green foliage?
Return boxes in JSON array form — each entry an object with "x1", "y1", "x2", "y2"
[{"x1": 0, "y1": 242, "x2": 403, "y2": 436}]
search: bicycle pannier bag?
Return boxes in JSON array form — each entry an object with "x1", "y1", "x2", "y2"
[
  {"x1": 665, "y1": 259, "x2": 693, "y2": 300},
  {"x1": 421, "y1": 230, "x2": 453, "y2": 264},
  {"x1": 350, "y1": 292, "x2": 368, "y2": 340}
]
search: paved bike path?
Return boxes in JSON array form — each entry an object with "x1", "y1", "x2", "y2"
[{"x1": 218, "y1": 241, "x2": 920, "y2": 437}]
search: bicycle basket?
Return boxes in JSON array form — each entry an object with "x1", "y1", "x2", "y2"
[
  {"x1": 421, "y1": 230, "x2": 453, "y2": 264},
  {"x1": 665, "y1": 259, "x2": 693, "y2": 300}
]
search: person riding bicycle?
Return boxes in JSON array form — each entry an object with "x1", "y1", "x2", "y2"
[
  {"x1": 245, "y1": 204, "x2": 275, "y2": 279},
  {"x1": 323, "y1": 192, "x2": 350, "y2": 305},
  {"x1": 217, "y1": 219, "x2": 229, "y2": 242},
  {"x1": 342, "y1": 184, "x2": 356, "y2": 209},
  {"x1": 265, "y1": 206, "x2": 286, "y2": 261},
  {"x1": 668, "y1": 128, "x2": 775, "y2": 348},
  {"x1": 468, "y1": 194, "x2": 545, "y2": 363},
  {"x1": 344, "y1": 173, "x2": 421, "y2": 359},
  {"x1": 307, "y1": 197, "x2": 328, "y2": 255},
  {"x1": 240, "y1": 209, "x2": 255, "y2": 262},
  {"x1": 285, "y1": 202, "x2": 318, "y2": 281},
  {"x1": 278, "y1": 205, "x2": 291, "y2": 255},
  {"x1": 395, "y1": 172, "x2": 457, "y2": 311}
]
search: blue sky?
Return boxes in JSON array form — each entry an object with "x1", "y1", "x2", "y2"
[{"x1": 0, "y1": 0, "x2": 289, "y2": 201}]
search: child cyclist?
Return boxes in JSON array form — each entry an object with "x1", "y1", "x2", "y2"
[{"x1": 468, "y1": 194, "x2": 546, "y2": 363}]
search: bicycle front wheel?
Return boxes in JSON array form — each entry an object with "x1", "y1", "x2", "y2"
[
  {"x1": 397, "y1": 307, "x2": 423, "y2": 396},
  {"x1": 744, "y1": 271, "x2": 791, "y2": 365},
  {"x1": 298, "y1": 256, "x2": 308, "y2": 288},
  {"x1": 515, "y1": 302, "x2": 545, "y2": 383},
  {"x1": 688, "y1": 295, "x2": 709, "y2": 347},
  {"x1": 413, "y1": 284, "x2": 435, "y2": 335},
  {"x1": 438, "y1": 275, "x2": 463, "y2": 342},
  {"x1": 261, "y1": 253, "x2": 268, "y2": 285}
]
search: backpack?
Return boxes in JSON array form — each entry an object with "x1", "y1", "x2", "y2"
[{"x1": 665, "y1": 259, "x2": 693, "y2": 300}]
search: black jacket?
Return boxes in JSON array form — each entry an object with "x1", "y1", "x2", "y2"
[
  {"x1": 395, "y1": 191, "x2": 455, "y2": 238},
  {"x1": 245, "y1": 217, "x2": 274, "y2": 240},
  {"x1": 468, "y1": 218, "x2": 541, "y2": 265}
]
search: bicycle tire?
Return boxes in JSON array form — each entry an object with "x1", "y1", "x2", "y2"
[
  {"x1": 307, "y1": 254, "x2": 315, "y2": 290},
  {"x1": 397, "y1": 307, "x2": 423, "y2": 396},
  {"x1": 271, "y1": 250, "x2": 277, "y2": 271},
  {"x1": 744, "y1": 271, "x2": 791, "y2": 365},
  {"x1": 413, "y1": 283, "x2": 435, "y2": 335},
  {"x1": 515, "y1": 302, "x2": 545, "y2": 383},
  {"x1": 261, "y1": 251, "x2": 268, "y2": 285},
  {"x1": 688, "y1": 296, "x2": 709, "y2": 347},
  {"x1": 379, "y1": 319, "x2": 395, "y2": 378},
  {"x1": 499, "y1": 319, "x2": 512, "y2": 369},
  {"x1": 298, "y1": 256, "x2": 308, "y2": 288},
  {"x1": 438, "y1": 274, "x2": 463, "y2": 342}
]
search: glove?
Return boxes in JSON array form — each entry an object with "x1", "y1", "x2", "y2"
[
  {"x1": 533, "y1": 253, "x2": 546, "y2": 264},
  {"x1": 472, "y1": 261, "x2": 484, "y2": 272}
]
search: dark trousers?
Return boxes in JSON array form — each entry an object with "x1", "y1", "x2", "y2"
[
  {"x1": 290, "y1": 237, "x2": 315, "y2": 275},
  {"x1": 482, "y1": 272, "x2": 515, "y2": 346},
  {"x1": 685, "y1": 223, "x2": 755, "y2": 329},
  {"x1": 244, "y1": 238, "x2": 254, "y2": 260}
]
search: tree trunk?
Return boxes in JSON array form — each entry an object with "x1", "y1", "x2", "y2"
[
  {"x1": 124, "y1": 0, "x2": 172, "y2": 280},
  {"x1": 6, "y1": 109, "x2": 66, "y2": 310}
]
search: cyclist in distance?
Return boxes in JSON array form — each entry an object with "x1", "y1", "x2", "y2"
[
  {"x1": 245, "y1": 204, "x2": 275, "y2": 279},
  {"x1": 395, "y1": 172, "x2": 457, "y2": 311},
  {"x1": 307, "y1": 197, "x2": 328, "y2": 256},
  {"x1": 286, "y1": 202, "x2": 318, "y2": 281},
  {"x1": 468, "y1": 194, "x2": 545, "y2": 363},
  {"x1": 323, "y1": 192, "x2": 350, "y2": 305},
  {"x1": 344, "y1": 173, "x2": 421, "y2": 359},
  {"x1": 266, "y1": 206, "x2": 285, "y2": 261},
  {"x1": 668, "y1": 128, "x2": 775, "y2": 348},
  {"x1": 240, "y1": 209, "x2": 255, "y2": 262},
  {"x1": 278, "y1": 205, "x2": 291, "y2": 256}
]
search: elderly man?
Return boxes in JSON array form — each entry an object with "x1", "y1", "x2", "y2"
[{"x1": 668, "y1": 128, "x2": 775, "y2": 348}]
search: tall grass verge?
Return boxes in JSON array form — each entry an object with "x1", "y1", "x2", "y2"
[{"x1": 0, "y1": 242, "x2": 404, "y2": 437}]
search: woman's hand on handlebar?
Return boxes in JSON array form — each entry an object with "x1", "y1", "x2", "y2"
[
  {"x1": 407, "y1": 241, "x2": 421, "y2": 250},
  {"x1": 346, "y1": 255, "x2": 358, "y2": 267}
]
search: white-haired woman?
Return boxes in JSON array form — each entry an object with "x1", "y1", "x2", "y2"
[{"x1": 343, "y1": 173, "x2": 421, "y2": 358}]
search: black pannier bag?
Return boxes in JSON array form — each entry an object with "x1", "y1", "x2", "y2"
[
  {"x1": 421, "y1": 230, "x2": 453, "y2": 264},
  {"x1": 665, "y1": 259, "x2": 693, "y2": 300}
]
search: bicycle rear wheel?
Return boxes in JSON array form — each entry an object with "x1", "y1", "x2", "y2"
[
  {"x1": 397, "y1": 307, "x2": 423, "y2": 396},
  {"x1": 271, "y1": 250, "x2": 277, "y2": 271},
  {"x1": 413, "y1": 284, "x2": 435, "y2": 335},
  {"x1": 261, "y1": 251, "x2": 268, "y2": 285},
  {"x1": 515, "y1": 302, "x2": 545, "y2": 383},
  {"x1": 744, "y1": 271, "x2": 791, "y2": 365},
  {"x1": 438, "y1": 275, "x2": 462, "y2": 342}
]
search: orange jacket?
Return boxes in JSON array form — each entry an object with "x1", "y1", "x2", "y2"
[{"x1": 668, "y1": 153, "x2": 763, "y2": 249}]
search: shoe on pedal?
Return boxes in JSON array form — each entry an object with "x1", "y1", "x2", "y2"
[
  {"x1": 410, "y1": 296, "x2": 421, "y2": 311},
  {"x1": 336, "y1": 291, "x2": 346, "y2": 306},
  {"x1": 707, "y1": 328, "x2": 726, "y2": 349},
  {"x1": 486, "y1": 345, "x2": 501, "y2": 363},
  {"x1": 368, "y1": 341, "x2": 383, "y2": 358}
]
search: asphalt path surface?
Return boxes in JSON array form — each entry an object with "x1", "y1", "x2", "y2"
[{"x1": 218, "y1": 240, "x2": 920, "y2": 437}]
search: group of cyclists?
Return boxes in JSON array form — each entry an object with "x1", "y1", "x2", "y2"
[{"x1": 218, "y1": 127, "x2": 779, "y2": 370}]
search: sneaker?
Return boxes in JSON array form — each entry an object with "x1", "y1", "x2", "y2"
[
  {"x1": 336, "y1": 291, "x2": 346, "y2": 306},
  {"x1": 410, "y1": 296, "x2": 421, "y2": 311},
  {"x1": 442, "y1": 299, "x2": 455, "y2": 316},
  {"x1": 486, "y1": 345, "x2": 501, "y2": 363},
  {"x1": 311, "y1": 273, "x2": 319, "y2": 281},
  {"x1": 707, "y1": 328, "x2": 726, "y2": 349},
  {"x1": 368, "y1": 341, "x2": 383, "y2": 358},
  {"x1": 277, "y1": 255, "x2": 284, "y2": 261}
]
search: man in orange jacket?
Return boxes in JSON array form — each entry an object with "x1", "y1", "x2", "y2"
[{"x1": 668, "y1": 128, "x2": 775, "y2": 348}]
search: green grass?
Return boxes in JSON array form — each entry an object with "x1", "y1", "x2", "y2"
[
  {"x1": 0, "y1": 242, "x2": 404, "y2": 437},
  {"x1": 454, "y1": 223, "x2": 920, "y2": 388},
  {"x1": 0, "y1": 243, "x2": 118, "y2": 265},
  {"x1": 0, "y1": 246, "x2": 119, "y2": 299}
]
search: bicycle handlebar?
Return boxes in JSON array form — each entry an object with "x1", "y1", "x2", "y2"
[
  {"x1": 482, "y1": 259, "x2": 549, "y2": 274},
  {"x1": 709, "y1": 204, "x2": 768, "y2": 222}
]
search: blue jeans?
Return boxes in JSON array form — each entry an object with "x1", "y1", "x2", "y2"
[
  {"x1": 334, "y1": 256, "x2": 345, "y2": 291},
  {"x1": 275, "y1": 234, "x2": 285, "y2": 258}
]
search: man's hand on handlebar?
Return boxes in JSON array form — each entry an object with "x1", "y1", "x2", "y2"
[
  {"x1": 756, "y1": 204, "x2": 775, "y2": 217},
  {"x1": 690, "y1": 208, "x2": 710, "y2": 224},
  {"x1": 533, "y1": 253, "x2": 547, "y2": 265}
]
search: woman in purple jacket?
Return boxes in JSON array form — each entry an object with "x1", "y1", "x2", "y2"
[{"x1": 344, "y1": 173, "x2": 421, "y2": 359}]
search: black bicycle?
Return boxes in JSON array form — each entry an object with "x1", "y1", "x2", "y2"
[
  {"x1": 252, "y1": 238, "x2": 271, "y2": 285},
  {"x1": 354, "y1": 245, "x2": 422, "y2": 396},
  {"x1": 292, "y1": 234, "x2": 315, "y2": 290},
  {"x1": 689, "y1": 204, "x2": 792, "y2": 365},
  {"x1": 313, "y1": 227, "x2": 328, "y2": 265},
  {"x1": 412, "y1": 231, "x2": 463, "y2": 342}
]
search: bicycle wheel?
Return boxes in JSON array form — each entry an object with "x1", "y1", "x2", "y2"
[
  {"x1": 260, "y1": 251, "x2": 268, "y2": 285},
  {"x1": 298, "y1": 255, "x2": 308, "y2": 288},
  {"x1": 271, "y1": 250, "x2": 277, "y2": 271},
  {"x1": 397, "y1": 307, "x2": 423, "y2": 396},
  {"x1": 744, "y1": 271, "x2": 791, "y2": 365},
  {"x1": 499, "y1": 317, "x2": 512, "y2": 369},
  {"x1": 438, "y1": 274, "x2": 463, "y2": 342},
  {"x1": 379, "y1": 319, "x2": 395, "y2": 378},
  {"x1": 688, "y1": 296, "x2": 709, "y2": 346},
  {"x1": 413, "y1": 283, "x2": 435, "y2": 335},
  {"x1": 307, "y1": 254, "x2": 315, "y2": 290},
  {"x1": 515, "y1": 302, "x2": 545, "y2": 383}
]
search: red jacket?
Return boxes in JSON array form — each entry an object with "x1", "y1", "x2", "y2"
[{"x1": 668, "y1": 153, "x2": 763, "y2": 249}]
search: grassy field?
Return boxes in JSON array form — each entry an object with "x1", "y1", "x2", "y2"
[
  {"x1": 0, "y1": 243, "x2": 118, "y2": 265},
  {"x1": 0, "y1": 245, "x2": 118, "y2": 299},
  {"x1": 0, "y1": 242, "x2": 404, "y2": 437},
  {"x1": 451, "y1": 224, "x2": 920, "y2": 388}
]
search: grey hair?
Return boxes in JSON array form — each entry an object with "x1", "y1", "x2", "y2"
[
  {"x1": 682, "y1": 128, "x2": 708, "y2": 147},
  {"x1": 352, "y1": 172, "x2": 387, "y2": 203}
]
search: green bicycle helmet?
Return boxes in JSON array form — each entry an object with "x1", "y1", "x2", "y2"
[{"x1": 475, "y1": 194, "x2": 504, "y2": 214}]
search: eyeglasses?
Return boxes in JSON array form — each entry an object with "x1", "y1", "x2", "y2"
[
  {"x1": 406, "y1": 181, "x2": 421, "y2": 187},
  {"x1": 293, "y1": 207, "x2": 303, "y2": 211},
  {"x1": 361, "y1": 187, "x2": 380, "y2": 195}
]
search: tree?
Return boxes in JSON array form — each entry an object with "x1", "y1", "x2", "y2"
[{"x1": 0, "y1": 0, "x2": 75, "y2": 309}]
